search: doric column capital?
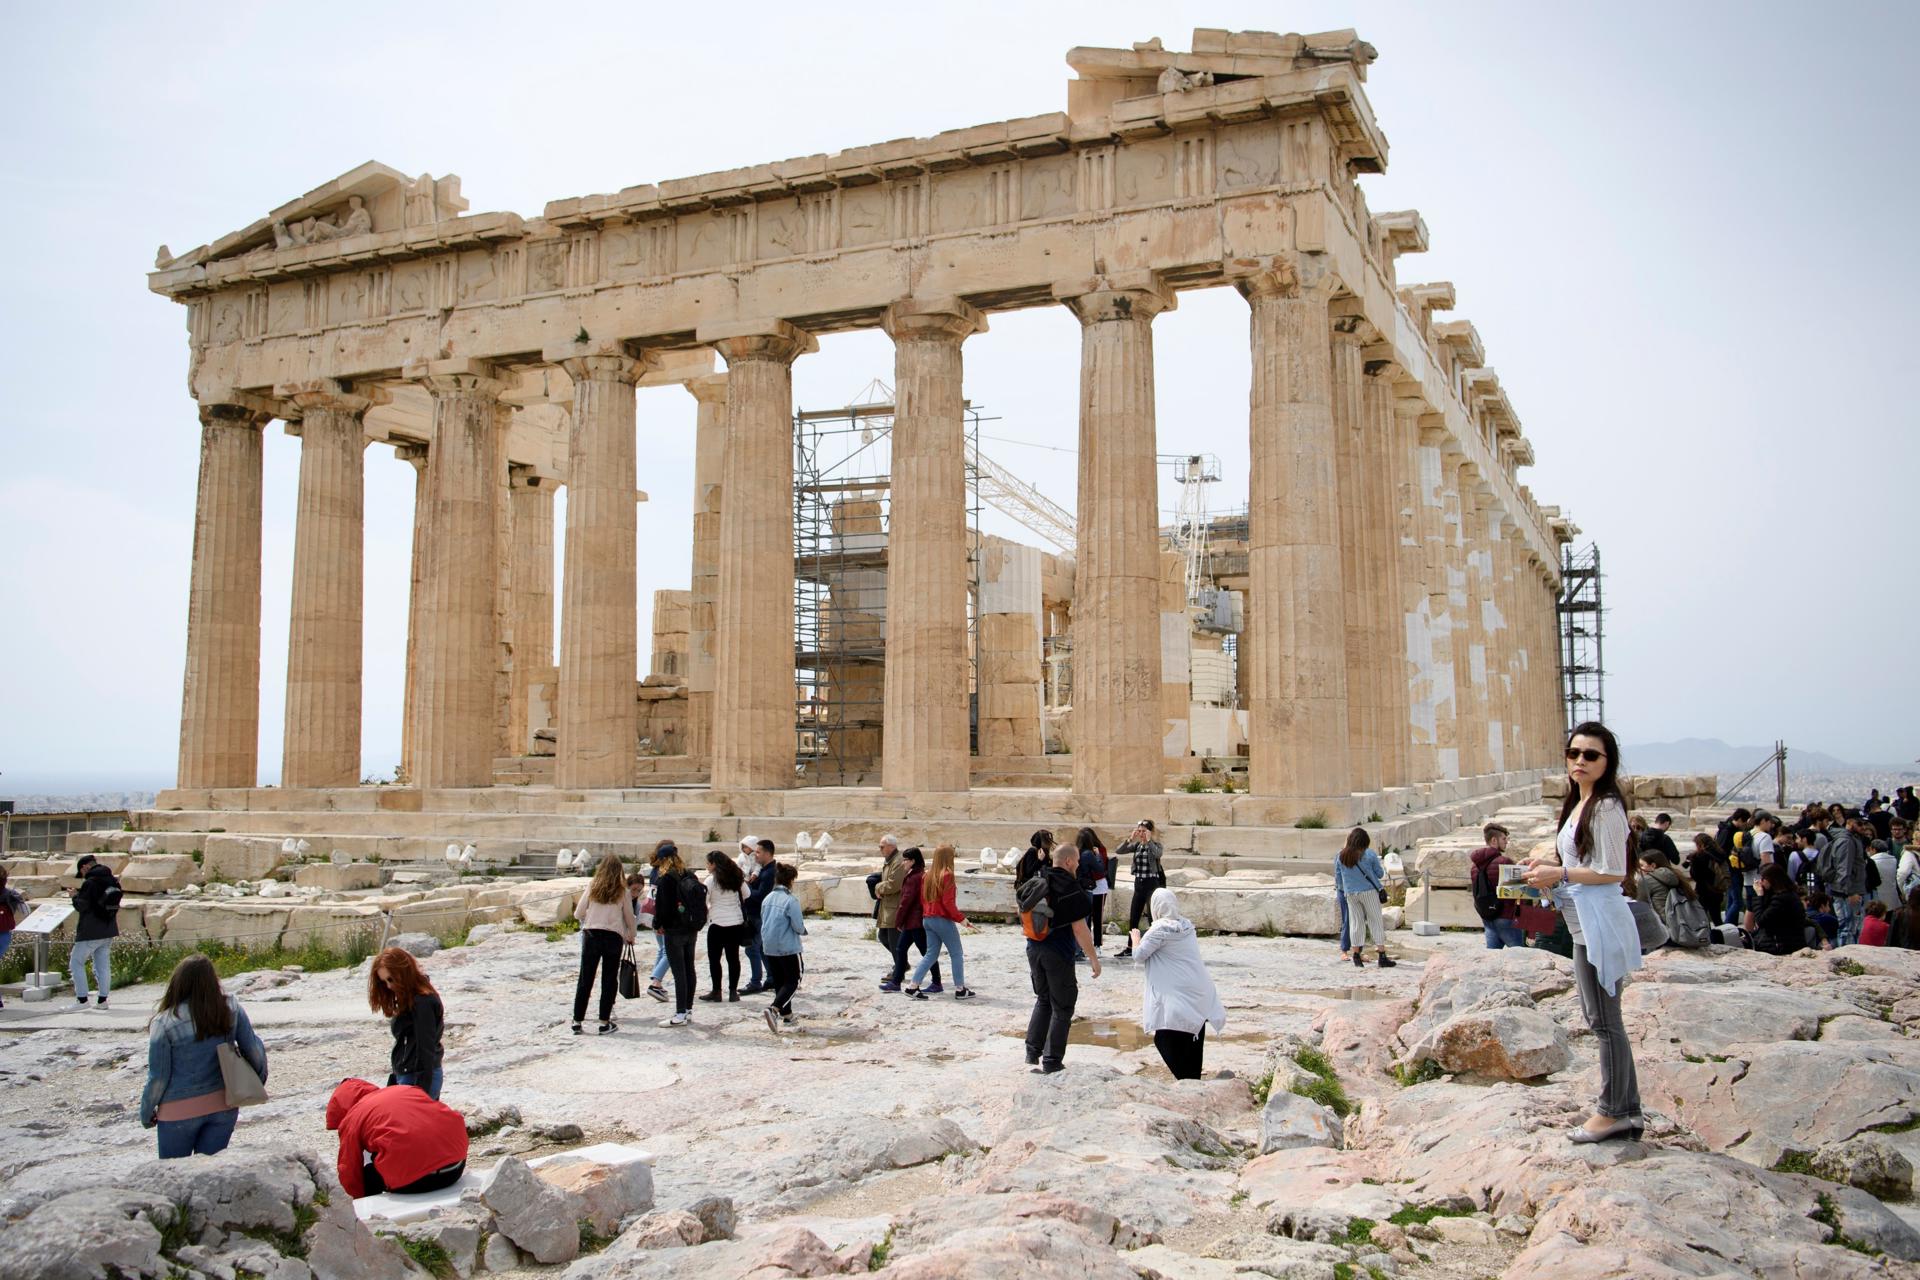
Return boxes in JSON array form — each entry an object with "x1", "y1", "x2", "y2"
[
  {"x1": 1057, "y1": 277, "x2": 1175, "y2": 326},
  {"x1": 277, "y1": 378, "x2": 383, "y2": 419},
  {"x1": 882, "y1": 297, "x2": 987, "y2": 344},
  {"x1": 405, "y1": 357, "x2": 507, "y2": 399},
  {"x1": 699, "y1": 319, "x2": 817, "y2": 366},
  {"x1": 196, "y1": 397, "x2": 275, "y2": 430},
  {"x1": 684, "y1": 372, "x2": 730, "y2": 407},
  {"x1": 394, "y1": 441, "x2": 429, "y2": 471},
  {"x1": 1231, "y1": 253, "x2": 1336, "y2": 304},
  {"x1": 557, "y1": 353, "x2": 653, "y2": 385}
]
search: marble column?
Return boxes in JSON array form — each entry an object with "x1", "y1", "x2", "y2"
[
  {"x1": 1329, "y1": 321, "x2": 1379, "y2": 792},
  {"x1": 1542, "y1": 563, "x2": 1565, "y2": 755},
  {"x1": 1395, "y1": 400, "x2": 1436, "y2": 783},
  {"x1": 177, "y1": 402, "x2": 268, "y2": 790},
  {"x1": 281, "y1": 383, "x2": 369, "y2": 788},
  {"x1": 556, "y1": 353, "x2": 649, "y2": 790},
  {"x1": 1448, "y1": 458, "x2": 1485, "y2": 777},
  {"x1": 1417, "y1": 424, "x2": 1459, "y2": 779},
  {"x1": 1491, "y1": 514, "x2": 1519, "y2": 773},
  {"x1": 1064, "y1": 283, "x2": 1172, "y2": 798},
  {"x1": 882, "y1": 298, "x2": 985, "y2": 793},
  {"x1": 1471, "y1": 487, "x2": 1506, "y2": 775},
  {"x1": 684, "y1": 373, "x2": 728, "y2": 770},
  {"x1": 413, "y1": 364, "x2": 506, "y2": 790},
  {"x1": 709, "y1": 323, "x2": 814, "y2": 790},
  {"x1": 1241, "y1": 264, "x2": 1350, "y2": 801},
  {"x1": 397, "y1": 444, "x2": 428, "y2": 784},
  {"x1": 1363, "y1": 370, "x2": 1411, "y2": 788},
  {"x1": 508, "y1": 472, "x2": 555, "y2": 756}
]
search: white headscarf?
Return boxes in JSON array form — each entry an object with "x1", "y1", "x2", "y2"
[{"x1": 1150, "y1": 886, "x2": 1185, "y2": 924}]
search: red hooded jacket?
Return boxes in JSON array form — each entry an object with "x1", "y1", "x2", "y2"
[{"x1": 325, "y1": 1078, "x2": 468, "y2": 1198}]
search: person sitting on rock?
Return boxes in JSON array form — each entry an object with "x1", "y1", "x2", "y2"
[
  {"x1": 1859, "y1": 899, "x2": 1891, "y2": 947},
  {"x1": 325, "y1": 1078, "x2": 468, "y2": 1198},
  {"x1": 1887, "y1": 886, "x2": 1920, "y2": 949},
  {"x1": 369, "y1": 947, "x2": 445, "y2": 1098},
  {"x1": 1743, "y1": 864, "x2": 1810, "y2": 956}
]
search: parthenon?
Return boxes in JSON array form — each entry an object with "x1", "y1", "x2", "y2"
[{"x1": 148, "y1": 26, "x2": 1576, "y2": 824}]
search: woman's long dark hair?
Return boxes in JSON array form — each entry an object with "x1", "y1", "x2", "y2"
[
  {"x1": 152, "y1": 954, "x2": 232, "y2": 1040},
  {"x1": 706, "y1": 850, "x2": 745, "y2": 893},
  {"x1": 1338, "y1": 826, "x2": 1370, "y2": 868},
  {"x1": 1075, "y1": 827, "x2": 1104, "y2": 853},
  {"x1": 1557, "y1": 720, "x2": 1629, "y2": 866}
]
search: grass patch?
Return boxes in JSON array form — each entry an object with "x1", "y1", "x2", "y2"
[
  {"x1": 579, "y1": 1220, "x2": 615, "y2": 1254},
  {"x1": 1813, "y1": 1191, "x2": 1882, "y2": 1256},
  {"x1": 1367, "y1": 811, "x2": 1383, "y2": 824},
  {"x1": 1294, "y1": 811, "x2": 1330, "y2": 830},
  {"x1": 1333, "y1": 1264, "x2": 1356, "y2": 1280},
  {"x1": 1387, "y1": 1205, "x2": 1471, "y2": 1229},
  {"x1": 237, "y1": 1201, "x2": 318, "y2": 1259},
  {"x1": 1391, "y1": 1058, "x2": 1445, "y2": 1087},
  {"x1": 0, "y1": 931, "x2": 378, "y2": 990},
  {"x1": 544, "y1": 919, "x2": 582, "y2": 942},
  {"x1": 1249, "y1": 1069, "x2": 1276, "y2": 1108},
  {"x1": 1835, "y1": 958, "x2": 1867, "y2": 977},
  {"x1": 704, "y1": 828, "x2": 722, "y2": 843},
  {"x1": 1290, "y1": 1047, "x2": 1352, "y2": 1118},
  {"x1": 868, "y1": 1225, "x2": 896, "y2": 1270},
  {"x1": 1342, "y1": 1217, "x2": 1377, "y2": 1246},
  {"x1": 1772, "y1": 1150, "x2": 1819, "y2": 1177},
  {"x1": 393, "y1": 1235, "x2": 455, "y2": 1278},
  {"x1": 1181, "y1": 775, "x2": 1209, "y2": 794},
  {"x1": 1868, "y1": 1115, "x2": 1920, "y2": 1134}
]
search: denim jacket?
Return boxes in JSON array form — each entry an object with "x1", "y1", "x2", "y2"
[
  {"x1": 140, "y1": 997, "x2": 267, "y2": 1126},
  {"x1": 1333, "y1": 849, "x2": 1385, "y2": 896},
  {"x1": 757, "y1": 887, "x2": 807, "y2": 957}
]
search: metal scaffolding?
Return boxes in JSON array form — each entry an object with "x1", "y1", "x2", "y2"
[
  {"x1": 1558, "y1": 543, "x2": 1604, "y2": 732},
  {"x1": 793, "y1": 391, "x2": 985, "y2": 780}
]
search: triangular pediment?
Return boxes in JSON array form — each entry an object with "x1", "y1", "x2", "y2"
[{"x1": 159, "y1": 162, "x2": 468, "y2": 269}]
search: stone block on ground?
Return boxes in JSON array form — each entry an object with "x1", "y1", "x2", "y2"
[
  {"x1": 482, "y1": 1156, "x2": 580, "y2": 1265},
  {"x1": 118, "y1": 854, "x2": 200, "y2": 894},
  {"x1": 293, "y1": 862, "x2": 384, "y2": 891},
  {"x1": 1809, "y1": 1133, "x2": 1914, "y2": 1202},
  {"x1": 534, "y1": 1152, "x2": 655, "y2": 1236},
  {"x1": 1258, "y1": 1090, "x2": 1343, "y2": 1153}
]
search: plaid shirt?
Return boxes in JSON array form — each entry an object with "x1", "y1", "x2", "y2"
[{"x1": 1123, "y1": 840, "x2": 1165, "y2": 884}]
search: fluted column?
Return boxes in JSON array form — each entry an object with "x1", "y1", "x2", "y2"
[
  {"x1": 1330, "y1": 322, "x2": 1378, "y2": 793},
  {"x1": 1063, "y1": 282, "x2": 1172, "y2": 798},
  {"x1": 1490, "y1": 513, "x2": 1519, "y2": 772},
  {"x1": 709, "y1": 322, "x2": 814, "y2": 790},
  {"x1": 1417, "y1": 425, "x2": 1459, "y2": 779},
  {"x1": 882, "y1": 298, "x2": 985, "y2": 792},
  {"x1": 1471, "y1": 488, "x2": 1505, "y2": 774},
  {"x1": 1446, "y1": 457, "x2": 1485, "y2": 777},
  {"x1": 397, "y1": 444, "x2": 428, "y2": 783},
  {"x1": 281, "y1": 382, "x2": 370, "y2": 788},
  {"x1": 1241, "y1": 262, "x2": 1350, "y2": 801},
  {"x1": 1542, "y1": 563, "x2": 1565, "y2": 756},
  {"x1": 508, "y1": 472, "x2": 555, "y2": 755},
  {"x1": 555, "y1": 352, "x2": 649, "y2": 790},
  {"x1": 1363, "y1": 370, "x2": 1410, "y2": 788},
  {"x1": 413, "y1": 363, "x2": 506, "y2": 789},
  {"x1": 178, "y1": 402, "x2": 269, "y2": 789},
  {"x1": 1395, "y1": 401, "x2": 1436, "y2": 782},
  {"x1": 684, "y1": 373, "x2": 728, "y2": 770}
]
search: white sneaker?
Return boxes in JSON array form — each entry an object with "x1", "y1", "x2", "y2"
[
  {"x1": 764, "y1": 1006, "x2": 781, "y2": 1034},
  {"x1": 660, "y1": 1012, "x2": 690, "y2": 1028}
]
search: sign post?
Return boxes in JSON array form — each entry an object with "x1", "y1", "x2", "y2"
[{"x1": 12, "y1": 905, "x2": 74, "y2": 1003}]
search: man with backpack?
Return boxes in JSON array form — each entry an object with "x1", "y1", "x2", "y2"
[
  {"x1": 1716, "y1": 809, "x2": 1753, "y2": 919},
  {"x1": 70, "y1": 854, "x2": 123, "y2": 1008},
  {"x1": 1017, "y1": 842, "x2": 1100, "y2": 1075},
  {"x1": 1469, "y1": 824, "x2": 1524, "y2": 949},
  {"x1": 1818, "y1": 817, "x2": 1870, "y2": 947}
]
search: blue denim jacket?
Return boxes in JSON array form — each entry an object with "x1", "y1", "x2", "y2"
[
  {"x1": 140, "y1": 998, "x2": 267, "y2": 1126},
  {"x1": 757, "y1": 887, "x2": 807, "y2": 957},
  {"x1": 1333, "y1": 849, "x2": 1385, "y2": 896}
]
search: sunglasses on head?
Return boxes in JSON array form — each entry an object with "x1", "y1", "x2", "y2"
[{"x1": 1564, "y1": 747, "x2": 1606, "y2": 764}]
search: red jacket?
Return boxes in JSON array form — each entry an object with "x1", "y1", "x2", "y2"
[
  {"x1": 325, "y1": 1078, "x2": 468, "y2": 1198},
  {"x1": 1469, "y1": 845, "x2": 1518, "y2": 921},
  {"x1": 894, "y1": 868, "x2": 927, "y2": 931},
  {"x1": 923, "y1": 870, "x2": 965, "y2": 924}
]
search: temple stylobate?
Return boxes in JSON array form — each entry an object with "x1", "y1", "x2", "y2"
[{"x1": 149, "y1": 27, "x2": 1576, "y2": 823}]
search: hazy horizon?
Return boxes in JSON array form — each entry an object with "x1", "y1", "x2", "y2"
[{"x1": 3, "y1": 1, "x2": 1915, "y2": 783}]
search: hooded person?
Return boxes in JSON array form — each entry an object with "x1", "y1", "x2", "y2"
[
  {"x1": 324, "y1": 1078, "x2": 469, "y2": 1198},
  {"x1": 1133, "y1": 887, "x2": 1227, "y2": 1080}
]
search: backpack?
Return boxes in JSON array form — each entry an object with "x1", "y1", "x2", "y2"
[
  {"x1": 1469, "y1": 860, "x2": 1505, "y2": 923},
  {"x1": 674, "y1": 871, "x2": 708, "y2": 931},
  {"x1": 1016, "y1": 873, "x2": 1054, "y2": 942},
  {"x1": 1866, "y1": 857, "x2": 1882, "y2": 895},
  {"x1": 1663, "y1": 891, "x2": 1712, "y2": 949},
  {"x1": 100, "y1": 883, "x2": 124, "y2": 912}
]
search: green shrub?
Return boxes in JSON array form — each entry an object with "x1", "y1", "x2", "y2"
[
  {"x1": 1290, "y1": 1046, "x2": 1352, "y2": 1117},
  {"x1": 544, "y1": 919, "x2": 582, "y2": 942},
  {"x1": 1391, "y1": 1058, "x2": 1445, "y2": 1087},
  {"x1": 1294, "y1": 811, "x2": 1329, "y2": 830},
  {"x1": 1366, "y1": 811, "x2": 1383, "y2": 824},
  {"x1": 1181, "y1": 775, "x2": 1209, "y2": 794},
  {"x1": 393, "y1": 1235, "x2": 454, "y2": 1278}
]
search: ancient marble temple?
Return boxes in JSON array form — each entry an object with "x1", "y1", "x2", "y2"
[{"x1": 148, "y1": 28, "x2": 1575, "y2": 820}]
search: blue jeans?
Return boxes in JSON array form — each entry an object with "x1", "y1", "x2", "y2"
[
  {"x1": 744, "y1": 930, "x2": 765, "y2": 987},
  {"x1": 71, "y1": 938, "x2": 112, "y2": 1000},
  {"x1": 1483, "y1": 918, "x2": 1525, "y2": 949},
  {"x1": 393, "y1": 1069, "x2": 443, "y2": 1100},
  {"x1": 913, "y1": 917, "x2": 966, "y2": 989},
  {"x1": 651, "y1": 934, "x2": 670, "y2": 984},
  {"x1": 1836, "y1": 896, "x2": 1863, "y2": 947},
  {"x1": 1724, "y1": 879, "x2": 1750, "y2": 923},
  {"x1": 1338, "y1": 891, "x2": 1351, "y2": 951},
  {"x1": 157, "y1": 1109, "x2": 238, "y2": 1158}
]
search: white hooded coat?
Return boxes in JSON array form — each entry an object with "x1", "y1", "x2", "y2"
[{"x1": 1135, "y1": 888, "x2": 1228, "y2": 1037}]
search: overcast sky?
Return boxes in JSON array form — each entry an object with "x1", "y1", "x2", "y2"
[{"x1": 3, "y1": 0, "x2": 1914, "y2": 790}]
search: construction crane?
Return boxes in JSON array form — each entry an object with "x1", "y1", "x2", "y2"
[
  {"x1": 1166, "y1": 453, "x2": 1221, "y2": 608},
  {"x1": 967, "y1": 451, "x2": 1076, "y2": 554}
]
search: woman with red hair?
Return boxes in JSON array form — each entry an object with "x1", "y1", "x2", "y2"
[{"x1": 369, "y1": 948, "x2": 446, "y2": 1100}]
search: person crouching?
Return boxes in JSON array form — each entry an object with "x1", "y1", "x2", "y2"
[{"x1": 325, "y1": 1078, "x2": 468, "y2": 1198}]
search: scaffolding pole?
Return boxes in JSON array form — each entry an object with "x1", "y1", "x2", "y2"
[{"x1": 1558, "y1": 543, "x2": 1604, "y2": 731}]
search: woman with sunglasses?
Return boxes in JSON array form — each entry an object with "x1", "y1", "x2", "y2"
[{"x1": 1522, "y1": 721, "x2": 1643, "y2": 1143}]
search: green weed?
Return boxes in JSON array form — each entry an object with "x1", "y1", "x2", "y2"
[
  {"x1": 1290, "y1": 1047, "x2": 1352, "y2": 1118},
  {"x1": 1294, "y1": 811, "x2": 1330, "y2": 830}
]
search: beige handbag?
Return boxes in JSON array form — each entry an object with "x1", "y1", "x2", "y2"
[{"x1": 216, "y1": 1040, "x2": 268, "y2": 1107}]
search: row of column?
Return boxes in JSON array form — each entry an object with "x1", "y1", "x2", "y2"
[{"x1": 176, "y1": 262, "x2": 1566, "y2": 799}]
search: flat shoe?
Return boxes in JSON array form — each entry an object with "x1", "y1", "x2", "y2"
[{"x1": 1569, "y1": 1117, "x2": 1642, "y2": 1144}]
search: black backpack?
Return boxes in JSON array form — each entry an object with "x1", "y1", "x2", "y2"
[
  {"x1": 1469, "y1": 861, "x2": 1504, "y2": 922},
  {"x1": 674, "y1": 871, "x2": 708, "y2": 931},
  {"x1": 100, "y1": 883, "x2": 124, "y2": 912}
]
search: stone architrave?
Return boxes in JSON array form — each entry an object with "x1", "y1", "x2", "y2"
[
  {"x1": 1329, "y1": 319, "x2": 1378, "y2": 792},
  {"x1": 1240, "y1": 262, "x2": 1350, "y2": 801},
  {"x1": 881, "y1": 298, "x2": 985, "y2": 793},
  {"x1": 684, "y1": 373, "x2": 728, "y2": 769},
  {"x1": 707, "y1": 322, "x2": 815, "y2": 790},
  {"x1": 412, "y1": 362, "x2": 506, "y2": 789},
  {"x1": 280, "y1": 381, "x2": 372, "y2": 788},
  {"x1": 396, "y1": 443, "x2": 428, "y2": 783},
  {"x1": 1417, "y1": 422, "x2": 1459, "y2": 780},
  {"x1": 555, "y1": 350, "x2": 651, "y2": 790},
  {"x1": 1061, "y1": 280, "x2": 1172, "y2": 798},
  {"x1": 178, "y1": 401, "x2": 270, "y2": 790},
  {"x1": 509, "y1": 472, "x2": 555, "y2": 756}
]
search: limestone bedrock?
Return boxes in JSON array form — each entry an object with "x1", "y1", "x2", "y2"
[{"x1": 2, "y1": 920, "x2": 1918, "y2": 1278}]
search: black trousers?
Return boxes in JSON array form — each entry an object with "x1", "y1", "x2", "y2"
[
  {"x1": 1024, "y1": 944, "x2": 1078, "y2": 1068},
  {"x1": 364, "y1": 1158, "x2": 466, "y2": 1197},
  {"x1": 707, "y1": 922, "x2": 746, "y2": 995},
  {"x1": 1127, "y1": 880, "x2": 1161, "y2": 933},
  {"x1": 766, "y1": 953, "x2": 801, "y2": 1016},
  {"x1": 888, "y1": 926, "x2": 941, "y2": 984},
  {"x1": 1154, "y1": 1027, "x2": 1207, "y2": 1080},
  {"x1": 663, "y1": 930, "x2": 698, "y2": 1013},
  {"x1": 573, "y1": 928, "x2": 623, "y2": 1023},
  {"x1": 1090, "y1": 895, "x2": 1107, "y2": 947}
]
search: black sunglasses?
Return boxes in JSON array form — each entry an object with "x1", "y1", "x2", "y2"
[{"x1": 1564, "y1": 747, "x2": 1606, "y2": 764}]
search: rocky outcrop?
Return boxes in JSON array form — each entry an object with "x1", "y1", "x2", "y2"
[
  {"x1": 1393, "y1": 947, "x2": 1572, "y2": 1080},
  {"x1": 482, "y1": 1156, "x2": 580, "y2": 1265}
]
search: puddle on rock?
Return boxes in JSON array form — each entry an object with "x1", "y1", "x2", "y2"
[{"x1": 998, "y1": 1018, "x2": 1156, "y2": 1051}]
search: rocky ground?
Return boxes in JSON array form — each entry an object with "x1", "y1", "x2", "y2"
[{"x1": 3, "y1": 903, "x2": 1919, "y2": 1279}]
